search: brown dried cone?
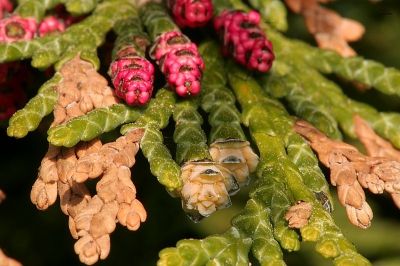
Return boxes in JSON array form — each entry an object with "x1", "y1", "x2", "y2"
[
  {"x1": 293, "y1": 119, "x2": 376, "y2": 228},
  {"x1": 284, "y1": 201, "x2": 313, "y2": 229},
  {"x1": 0, "y1": 249, "x2": 22, "y2": 266},
  {"x1": 284, "y1": 0, "x2": 365, "y2": 57}
]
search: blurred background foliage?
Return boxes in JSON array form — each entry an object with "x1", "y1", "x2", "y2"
[{"x1": 1, "y1": 1, "x2": 400, "y2": 265}]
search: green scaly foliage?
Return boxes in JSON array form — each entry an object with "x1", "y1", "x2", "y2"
[{"x1": 2, "y1": 0, "x2": 400, "y2": 265}]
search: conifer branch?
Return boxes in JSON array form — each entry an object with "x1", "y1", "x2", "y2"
[
  {"x1": 257, "y1": 62, "x2": 342, "y2": 140},
  {"x1": 0, "y1": 0, "x2": 136, "y2": 68},
  {"x1": 158, "y1": 227, "x2": 253, "y2": 265},
  {"x1": 227, "y1": 61, "x2": 370, "y2": 264},
  {"x1": 198, "y1": 40, "x2": 247, "y2": 144},
  {"x1": 2, "y1": 1, "x2": 400, "y2": 265},
  {"x1": 7, "y1": 85, "x2": 58, "y2": 138},
  {"x1": 47, "y1": 103, "x2": 147, "y2": 147},
  {"x1": 262, "y1": 28, "x2": 400, "y2": 148},
  {"x1": 121, "y1": 88, "x2": 183, "y2": 191},
  {"x1": 173, "y1": 97, "x2": 210, "y2": 164},
  {"x1": 305, "y1": 48, "x2": 400, "y2": 97}
]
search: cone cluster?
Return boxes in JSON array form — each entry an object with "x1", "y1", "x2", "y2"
[{"x1": 213, "y1": 10, "x2": 275, "y2": 72}]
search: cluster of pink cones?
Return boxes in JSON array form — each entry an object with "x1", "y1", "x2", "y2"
[
  {"x1": 108, "y1": 47, "x2": 155, "y2": 106},
  {"x1": 214, "y1": 10, "x2": 275, "y2": 72}
]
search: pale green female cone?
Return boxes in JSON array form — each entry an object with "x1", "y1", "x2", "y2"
[
  {"x1": 198, "y1": 41, "x2": 258, "y2": 188},
  {"x1": 158, "y1": 227, "x2": 252, "y2": 266},
  {"x1": 47, "y1": 103, "x2": 147, "y2": 147},
  {"x1": 121, "y1": 88, "x2": 183, "y2": 190}
]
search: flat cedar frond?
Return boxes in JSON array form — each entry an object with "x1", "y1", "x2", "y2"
[
  {"x1": 2, "y1": 0, "x2": 400, "y2": 265},
  {"x1": 354, "y1": 114, "x2": 400, "y2": 160},
  {"x1": 294, "y1": 119, "x2": 400, "y2": 228}
]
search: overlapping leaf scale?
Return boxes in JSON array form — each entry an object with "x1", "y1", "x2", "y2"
[
  {"x1": 15, "y1": 0, "x2": 46, "y2": 21},
  {"x1": 231, "y1": 199, "x2": 285, "y2": 265},
  {"x1": 7, "y1": 87, "x2": 58, "y2": 138},
  {"x1": 173, "y1": 98, "x2": 211, "y2": 164},
  {"x1": 199, "y1": 41, "x2": 246, "y2": 143},
  {"x1": 283, "y1": 125, "x2": 334, "y2": 212},
  {"x1": 296, "y1": 64, "x2": 400, "y2": 146},
  {"x1": 139, "y1": 2, "x2": 179, "y2": 41},
  {"x1": 47, "y1": 103, "x2": 146, "y2": 147},
  {"x1": 258, "y1": 63, "x2": 342, "y2": 140},
  {"x1": 0, "y1": 37, "x2": 51, "y2": 63},
  {"x1": 2, "y1": 0, "x2": 134, "y2": 69},
  {"x1": 247, "y1": 0, "x2": 288, "y2": 32},
  {"x1": 305, "y1": 49, "x2": 400, "y2": 97},
  {"x1": 265, "y1": 29, "x2": 400, "y2": 147},
  {"x1": 372, "y1": 112, "x2": 400, "y2": 148},
  {"x1": 158, "y1": 227, "x2": 252, "y2": 266},
  {"x1": 64, "y1": 0, "x2": 98, "y2": 15},
  {"x1": 300, "y1": 207, "x2": 371, "y2": 265},
  {"x1": 17, "y1": 0, "x2": 60, "y2": 10},
  {"x1": 227, "y1": 61, "x2": 370, "y2": 264},
  {"x1": 121, "y1": 89, "x2": 182, "y2": 190},
  {"x1": 227, "y1": 62, "x2": 301, "y2": 252},
  {"x1": 7, "y1": 72, "x2": 63, "y2": 138}
]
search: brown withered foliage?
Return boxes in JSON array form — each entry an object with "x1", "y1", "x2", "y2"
[
  {"x1": 354, "y1": 115, "x2": 400, "y2": 208},
  {"x1": 354, "y1": 114, "x2": 400, "y2": 160},
  {"x1": 285, "y1": 200, "x2": 313, "y2": 229},
  {"x1": 0, "y1": 249, "x2": 22, "y2": 266},
  {"x1": 31, "y1": 55, "x2": 121, "y2": 211},
  {"x1": 293, "y1": 119, "x2": 400, "y2": 229},
  {"x1": 284, "y1": 0, "x2": 365, "y2": 57},
  {"x1": 30, "y1": 56, "x2": 146, "y2": 265}
]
